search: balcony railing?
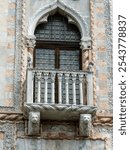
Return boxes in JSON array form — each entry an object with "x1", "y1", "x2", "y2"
[{"x1": 26, "y1": 69, "x2": 94, "y2": 106}]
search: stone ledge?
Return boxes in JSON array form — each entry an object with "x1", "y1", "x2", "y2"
[{"x1": 24, "y1": 103, "x2": 97, "y2": 121}]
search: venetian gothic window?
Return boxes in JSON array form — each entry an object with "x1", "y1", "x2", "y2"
[
  {"x1": 34, "y1": 13, "x2": 82, "y2": 70},
  {"x1": 33, "y1": 13, "x2": 83, "y2": 104}
]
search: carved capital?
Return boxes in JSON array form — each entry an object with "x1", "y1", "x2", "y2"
[
  {"x1": 72, "y1": 73, "x2": 77, "y2": 81},
  {"x1": 44, "y1": 72, "x2": 49, "y2": 80},
  {"x1": 36, "y1": 72, "x2": 42, "y2": 80},
  {"x1": 58, "y1": 73, "x2": 63, "y2": 81},
  {"x1": 65, "y1": 73, "x2": 70, "y2": 80},
  {"x1": 28, "y1": 111, "x2": 40, "y2": 135},
  {"x1": 51, "y1": 72, "x2": 56, "y2": 82},
  {"x1": 79, "y1": 114, "x2": 92, "y2": 137},
  {"x1": 26, "y1": 35, "x2": 36, "y2": 48},
  {"x1": 78, "y1": 74, "x2": 84, "y2": 82},
  {"x1": 80, "y1": 37, "x2": 92, "y2": 50}
]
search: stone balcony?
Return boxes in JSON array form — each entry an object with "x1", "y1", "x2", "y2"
[{"x1": 24, "y1": 68, "x2": 97, "y2": 136}]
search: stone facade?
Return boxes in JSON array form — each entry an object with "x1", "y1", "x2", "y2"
[{"x1": 0, "y1": 0, "x2": 112, "y2": 149}]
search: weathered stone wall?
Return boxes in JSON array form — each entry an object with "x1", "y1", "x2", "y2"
[
  {"x1": 0, "y1": 0, "x2": 16, "y2": 107},
  {"x1": 0, "y1": 0, "x2": 113, "y2": 149}
]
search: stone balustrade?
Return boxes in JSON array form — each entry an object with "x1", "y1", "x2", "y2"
[{"x1": 26, "y1": 69, "x2": 93, "y2": 106}]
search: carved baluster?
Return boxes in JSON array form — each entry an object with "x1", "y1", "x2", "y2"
[
  {"x1": 27, "y1": 69, "x2": 34, "y2": 103},
  {"x1": 72, "y1": 73, "x2": 77, "y2": 105},
  {"x1": 58, "y1": 73, "x2": 62, "y2": 104},
  {"x1": 37, "y1": 72, "x2": 41, "y2": 103},
  {"x1": 65, "y1": 73, "x2": 70, "y2": 104},
  {"x1": 44, "y1": 72, "x2": 49, "y2": 103},
  {"x1": 86, "y1": 62, "x2": 94, "y2": 105},
  {"x1": 51, "y1": 72, "x2": 56, "y2": 104},
  {"x1": 79, "y1": 74, "x2": 84, "y2": 105}
]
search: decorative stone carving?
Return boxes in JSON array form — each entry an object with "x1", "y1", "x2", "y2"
[
  {"x1": 26, "y1": 36, "x2": 36, "y2": 68},
  {"x1": 38, "y1": 14, "x2": 49, "y2": 24},
  {"x1": 87, "y1": 61, "x2": 94, "y2": 73},
  {"x1": 27, "y1": 52, "x2": 33, "y2": 68},
  {"x1": 79, "y1": 114, "x2": 92, "y2": 137},
  {"x1": 0, "y1": 113, "x2": 24, "y2": 121},
  {"x1": 24, "y1": 103, "x2": 97, "y2": 121},
  {"x1": 28, "y1": 111, "x2": 40, "y2": 135},
  {"x1": 67, "y1": 16, "x2": 77, "y2": 26},
  {"x1": 80, "y1": 37, "x2": 92, "y2": 50},
  {"x1": 26, "y1": 35, "x2": 36, "y2": 48},
  {"x1": 28, "y1": 0, "x2": 90, "y2": 39}
]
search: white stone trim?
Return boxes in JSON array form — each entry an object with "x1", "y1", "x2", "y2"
[{"x1": 28, "y1": 0, "x2": 91, "y2": 43}]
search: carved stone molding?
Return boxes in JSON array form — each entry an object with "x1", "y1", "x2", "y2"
[
  {"x1": 24, "y1": 103, "x2": 97, "y2": 121},
  {"x1": 28, "y1": 0, "x2": 90, "y2": 40},
  {"x1": 38, "y1": 14, "x2": 49, "y2": 24},
  {"x1": 79, "y1": 114, "x2": 92, "y2": 137},
  {"x1": 90, "y1": 0, "x2": 97, "y2": 105},
  {"x1": 67, "y1": 16, "x2": 77, "y2": 25},
  {"x1": 0, "y1": 113, "x2": 24, "y2": 121}
]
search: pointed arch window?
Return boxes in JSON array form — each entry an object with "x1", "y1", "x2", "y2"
[
  {"x1": 34, "y1": 13, "x2": 82, "y2": 71},
  {"x1": 25, "y1": 4, "x2": 95, "y2": 137}
]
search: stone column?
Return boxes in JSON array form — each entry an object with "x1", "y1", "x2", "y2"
[
  {"x1": 65, "y1": 73, "x2": 70, "y2": 104},
  {"x1": 44, "y1": 72, "x2": 49, "y2": 104},
  {"x1": 86, "y1": 62, "x2": 94, "y2": 106},
  {"x1": 80, "y1": 38, "x2": 92, "y2": 105},
  {"x1": 51, "y1": 72, "x2": 56, "y2": 104},
  {"x1": 80, "y1": 37, "x2": 92, "y2": 71},
  {"x1": 36, "y1": 72, "x2": 41, "y2": 103},
  {"x1": 79, "y1": 74, "x2": 84, "y2": 105},
  {"x1": 58, "y1": 73, "x2": 63, "y2": 104},
  {"x1": 26, "y1": 35, "x2": 36, "y2": 68},
  {"x1": 26, "y1": 70, "x2": 34, "y2": 103},
  {"x1": 72, "y1": 73, "x2": 77, "y2": 105}
]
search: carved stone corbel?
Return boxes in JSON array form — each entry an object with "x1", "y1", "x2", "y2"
[
  {"x1": 79, "y1": 114, "x2": 92, "y2": 137},
  {"x1": 26, "y1": 35, "x2": 36, "y2": 68},
  {"x1": 28, "y1": 111, "x2": 40, "y2": 135}
]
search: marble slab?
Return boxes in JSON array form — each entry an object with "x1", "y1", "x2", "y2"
[{"x1": 16, "y1": 139, "x2": 105, "y2": 150}]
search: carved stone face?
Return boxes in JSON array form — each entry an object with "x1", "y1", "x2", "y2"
[
  {"x1": 30, "y1": 113, "x2": 40, "y2": 124},
  {"x1": 81, "y1": 115, "x2": 90, "y2": 122}
]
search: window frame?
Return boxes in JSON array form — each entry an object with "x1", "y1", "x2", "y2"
[{"x1": 34, "y1": 40, "x2": 82, "y2": 70}]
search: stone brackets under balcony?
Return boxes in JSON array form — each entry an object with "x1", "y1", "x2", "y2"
[
  {"x1": 25, "y1": 68, "x2": 96, "y2": 136},
  {"x1": 24, "y1": 103, "x2": 97, "y2": 136}
]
